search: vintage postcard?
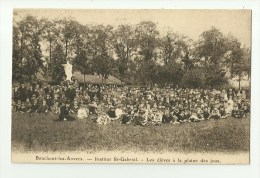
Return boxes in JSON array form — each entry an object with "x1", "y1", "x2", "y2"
[{"x1": 11, "y1": 9, "x2": 251, "y2": 164}]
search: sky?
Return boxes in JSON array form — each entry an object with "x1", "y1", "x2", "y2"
[{"x1": 14, "y1": 9, "x2": 252, "y2": 47}]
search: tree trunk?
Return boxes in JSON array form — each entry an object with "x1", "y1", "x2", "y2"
[
  {"x1": 83, "y1": 68, "x2": 86, "y2": 88},
  {"x1": 65, "y1": 40, "x2": 68, "y2": 59},
  {"x1": 20, "y1": 33, "x2": 24, "y2": 62},
  {"x1": 49, "y1": 40, "x2": 52, "y2": 61},
  {"x1": 231, "y1": 62, "x2": 234, "y2": 78},
  {"x1": 48, "y1": 40, "x2": 52, "y2": 73},
  {"x1": 238, "y1": 74, "x2": 241, "y2": 90}
]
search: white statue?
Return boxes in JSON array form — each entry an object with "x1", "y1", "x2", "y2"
[{"x1": 62, "y1": 61, "x2": 73, "y2": 81}]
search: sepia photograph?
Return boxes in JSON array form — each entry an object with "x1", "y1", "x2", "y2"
[{"x1": 11, "y1": 9, "x2": 251, "y2": 164}]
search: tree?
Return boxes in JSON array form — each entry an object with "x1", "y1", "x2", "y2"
[
  {"x1": 55, "y1": 18, "x2": 78, "y2": 60},
  {"x1": 203, "y1": 65, "x2": 227, "y2": 87},
  {"x1": 71, "y1": 23, "x2": 91, "y2": 86},
  {"x1": 181, "y1": 67, "x2": 205, "y2": 88},
  {"x1": 242, "y1": 47, "x2": 251, "y2": 80},
  {"x1": 135, "y1": 60, "x2": 158, "y2": 85},
  {"x1": 112, "y1": 24, "x2": 136, "y2": 82},
  {"x1": 41, "y1": 19, "x2": 60, "y2": 71},
  {"x1": 222, "y1": 34, "x2": 251, "y2": 89},
  {"x1": 14, "y1": 15, "x2": 43, "y2": 82},
  {"x1": 93, "y1": 54, "x2": 113, "y2": 83},
  {"x1": 135, "y1": 21, "x2": 159, "y2": 61},
  {"x1": 230, "y1": 47, "x2": 250, "y2": 90},
  {"x1": 12, "y1": 24, "x2": 23, "y2": 81},
  {"x1": 160, "y1": 32, "x2": 189, "y2": 65},
  {"x1": 182, "y1": 52, "x2": 194, "y2": 70},
  {"x1": 12, "y1": 15, "x2": 250, "y2": 89},
  {"x1": 196, "y1": 27, "x2": 227, "y2": 66},
  {"x1": 195, "y1": 27, "x2": 229, "y2": 87},
  {"x1": 90, "y1": 25, "x2": 114, "y2": 83},
  {"x1": 48, "y1": 44, "x2": 66, "y2": 83}
]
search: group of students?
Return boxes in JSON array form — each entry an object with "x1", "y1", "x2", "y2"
[{"x1": 12, "y1": 79, "x2": 250, "y2": 126}]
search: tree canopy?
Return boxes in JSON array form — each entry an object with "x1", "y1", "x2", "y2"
[{"x1": 12, "y1": 15, "x2": 251, "y2": 88}]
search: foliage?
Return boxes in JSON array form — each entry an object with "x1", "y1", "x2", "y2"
[
  {"x1": 48, "y1": 44, "x2": 66, "y2": 83},
  {"x1": 159, "y1": 32, "x2": 189, "y2": 65},
  {"x1": 135, "y1": 21, "x2": 159, "y2": 61},
  {"x1": 13, "y1": 16, "x2": 251, "y2": 88},
  {"x1": 13, "y1": 15, "x2": 43, "y2": 82},
  {"x1": 112, "y1": 24, "x2": 136, "y2": 81},
  {"x1": 181, "y1": 67, "x2": 205, "y2": 88}
]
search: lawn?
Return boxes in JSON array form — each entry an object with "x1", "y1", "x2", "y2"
[{"x1": 11, "y1": 112, "x2": 250, "y2": 153}]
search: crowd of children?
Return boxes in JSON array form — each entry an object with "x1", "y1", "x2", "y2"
[{"x1": 12, "y1": 79, "x2": 250, "y2": 126}]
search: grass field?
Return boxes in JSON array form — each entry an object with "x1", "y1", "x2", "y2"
[{"x1": 11, "y1": 112, "x2": 250, "y2": 153}]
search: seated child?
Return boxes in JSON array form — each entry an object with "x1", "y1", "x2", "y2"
[
  {"x1": 151, "y1": 108, "x2": 163, "y2": 125},
  {"x1": 162, "y1": 108, "x2": 173, "y2": 124},
  {"x1": 183, "y1": 109, "x2": 191, "y2": 122},
  {"x1": 225, "y1": 97, "x2": 234, "y2": 115},
  {"x1": 144, "y1": 104, "x2": 153, "y2": 122},
  {"x1": 15, "y1": 100, "x2": 22, "y2": 112},
  {"x1": 45, "y1": 93, "x2": 52, "y2": 108},
  {"x1": 51, "y1": 101, "x2": 60, "y2": 115},
  {"x1": 115, "y1": 104, "x2": 123, "y2": 120},
  {"x1": 19, "y1": 102, "x2": 27, "y2": 113},
  {"x1": 77, "y1": 103, "x2": 89, "y2": 120},
  {"x1": 70, "y1": 100, "x2": 80, "y2": 117},
  {"x1": 196, "y1": 106, "x2": 204, "y2": 121},
  {"x1": 177, "y1": 110, "x2": 186, "y2": 123},
  {"x1": 107, "y1": 105, "x2": 117, "y2": 120},
  {"x1": 121, "y1": 107, "x2": 132, "y2": 124},
  {"x1": 38, "y1": 100, "x2": 49, "y2": 113},
  {"x1": 30, "y1": 99, "x2": 39, "y2": 113},
  {"x1": 241, "y1": 104, "x2": 250, "y2": 117},
  {"x1": 210, "y1": 106, "x2": 221, "y2": 119},
  {"x1": 219, "y1": 105, "x2": 227, "y2": 119},
  {"x1": 88, "y1": 101, "x2": 97, "y2": 114},
  {"x1": 25, "y1": 98, "x2": 32, "y2": 113},
  {"x1": 171, "y1": 107, "x2": 181, "y2": 124},
  {"x1": 202, "y1": 106, "x2": 210, "y2": 120},
  {"x1": 133, "y1": 108, "x2": 147, "y2": 126},
  {"x1": 96, "y1": 107, "x2": 111, "y2": 125},
  {"x1": 12, "y1": 101, "x2": 16, "y2": 111},
  {"x1": 189, "y1": 109, "x2": 201, "y2": 122},
  {"x1": 232, "y1": 103, "x2": 242, "y2": 118},
  {"x1": 57, "y1": 101, "x2": 75, "y2": 121}
]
